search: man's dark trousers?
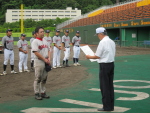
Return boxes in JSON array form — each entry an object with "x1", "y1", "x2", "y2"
[{"x1": 99, "y1": 62, "x2": 114, "y2": 111}]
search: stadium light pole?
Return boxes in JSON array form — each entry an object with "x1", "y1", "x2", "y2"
[{"x1": 20, "y1": 4, "x2": 24, "y2": 33}]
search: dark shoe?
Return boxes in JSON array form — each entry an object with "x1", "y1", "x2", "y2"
[
  {"x1": 66, "y1": 64, "x2": 70, "y2": 67},
  {"x1": 97, "y1": 108, "x2": 113, "y2": 111},
  {"x1": 35, "y1": 93, "x2": 42, "y2": 100},
  {"x1": 31, "y1": 67, "x2": 34, "y2": 71},
  {"x1": 62, "y1": 65, "x2": 66, "y2": 68},
  {"x1": 41, "y1": 93, "x2": 50, "y2": 99}
]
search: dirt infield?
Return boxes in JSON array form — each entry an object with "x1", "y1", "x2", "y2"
[{"x1": 0, "y1": 45, "x2": 150, "y2": 103}]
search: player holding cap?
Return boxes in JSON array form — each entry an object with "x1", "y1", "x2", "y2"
[
  {"x1": 30, "y1": 31, "x2": 36, "y2": 71},
  {"x1": 32, "y1": 27, "x2": 51, "y2": 100},
  {"x1": 53, "y1": 30, "x2": 62, "y2": 68},
  {"x1": 1, "y1": 29, "x2": 18, "y2": 75},
  {"x1": 72, "y1": 31, "x2": 81, "y2": 66},
  {"x1": 62, "y1": 30, "x2": 71, "y2": 67},
  {"x1": 17, "y1": 34, "x2": 30, "y2": 72}
]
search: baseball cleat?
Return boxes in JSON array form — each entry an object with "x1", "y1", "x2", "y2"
[
  {"x1": 73, "y1": 63, "x2": 77, "y2": 66},
  {"x1": 3, "y1": 71, "x2": 7, "y2": 75},
  {"x1": 35, "y1": 93, "x2": 42, "y2": 100},
  {"x1": 24, "y1": 69, "x2": 30, "y2": 72},
  {"x1": 19, "y1": 70, "x2": 23, "y2": 73},
  {"x1": 31, "y1": 67, "x2": 34, "y2": 71},
  {"x1": 41, "y1": 93, "x2": 50, "y2": 99},
  {"x1": 66, "y1": 64, "x2": 70, "y2": 67},
  {"x1": 77, "y1": 63, "x2": 81, "y2": 66},
  {"x1": 11, "y1": 70, "x2": 18, "y2": 74},
  {"x1": 0, "y1": 73, "x2": 4, "y2": 76},
  {"x1": 57, "y1": 65, "x2": 62, "y2": 68},
  {"x1": 53, "y1": 66, "x2": 57, "y2": 69}
]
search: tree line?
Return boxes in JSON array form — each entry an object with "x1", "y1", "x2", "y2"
[{"x1": 0, "y1": 0, "x2": 126, "y2": 27}]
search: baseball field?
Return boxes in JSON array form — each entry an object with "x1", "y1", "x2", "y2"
[{"x1": 0, "y1": 45, "x2": 150, "y2": 113}]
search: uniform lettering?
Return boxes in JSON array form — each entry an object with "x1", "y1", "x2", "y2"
[{"x1": 38, "y1": 45, "x2": 48, "y2": 50}]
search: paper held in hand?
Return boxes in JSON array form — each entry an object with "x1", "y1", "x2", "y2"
[{"x1": 80, "y1": 45, "x2": 97, "y2": 62}]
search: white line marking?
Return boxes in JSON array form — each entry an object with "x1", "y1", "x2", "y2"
[
  {"x1": 60, "y1": 99, "x2": 130, "y2": 112},
  {"x1": 89, "y1": 88, "x2": 149, "y2": 100}
]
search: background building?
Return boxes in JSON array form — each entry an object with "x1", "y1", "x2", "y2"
[{"x1": 5, "y1": 7, "x2": 81, "y2": 23}]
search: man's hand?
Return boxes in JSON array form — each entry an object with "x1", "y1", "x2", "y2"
[
  {"x1": 44, "y1": 58, "x2": 50, "y2": 64},
  {"x1": 24, "y1": 51, "x2": 28, "y2": 54},
  {"x1": 64, "y1": 48, "x2": 66, "y2": 51},
  {"x1": 86, "y1": 55, "x2": 91, "y2": 59}
]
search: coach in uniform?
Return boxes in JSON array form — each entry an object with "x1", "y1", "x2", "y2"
[
  {"x1": 72, "y1": 31, "x2": 81, "y2": 66},
  {"x1": 86, "y1": 27, "x2": 115, "y2": 111},
  {"x1": 17, "y1": 34, "x2": 30, "y2": 73},
  {"x1": 32, "y1": 27, "x2": 50, "y2": 100},
  {"x1": 52, "y1": 30, "x2": 62, "y2": 68},
  {"x1": 62, "y1": 30, "x2": 71, "y2": 67},
  {"x1": 30, "y1": 31, "x2": 36, "y2": 71},
  {"x1": 1, "y1": 29, "x2": 17, "y2": 75}
]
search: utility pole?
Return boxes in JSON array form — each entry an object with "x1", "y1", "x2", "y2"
[{"x1": 116, "y1": 0, "x2": 119, "y2": 4}]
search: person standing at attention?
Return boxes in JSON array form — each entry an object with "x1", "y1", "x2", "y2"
[
  {"x1": 86, "y1": 27, "x2": 116, "y2": 111},
  {"x1": 72, "y1": 31, "x2": 81, "y2": 66}
]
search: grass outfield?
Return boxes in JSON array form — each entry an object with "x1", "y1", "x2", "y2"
[{"x1": 0, "y1": 32, "x2": 55, "y2": 38}]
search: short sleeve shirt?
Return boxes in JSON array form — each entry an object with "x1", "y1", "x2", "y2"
[
  {"x1": 2, "y1": 36, "x2": 14, "y2": 49},
  {"x1": 95, "y1": 36, "x2": 116, "y2": 63},
  {"x1": 53, "y1": 36, "x2": 61, "y2": 46},
  {"x1": 17, "y1": 40, "x2": 28, "y2": 51},
  {"x1": 62, "y1": 35, "x2": 70, "y2": 47},
  {"x1": 32, "y1": 38, "x2": 50, "y2": 59},
  {"x1": 72, "y1": 36, "x2": 81, "y2": 46},
  {"x1": 44, "y1": 36, "x2": 52, "y2": 47}
]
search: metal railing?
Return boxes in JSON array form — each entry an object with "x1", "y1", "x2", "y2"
[
  {"x1": 132, "y1": 41, "x2": 150, "y2": 48},
  {"x1": 114, "y1": 40, "x2": 130, "y2": 47},
  {"x1": 56, "y1": 0, "x2": 141, "y2": 29}
]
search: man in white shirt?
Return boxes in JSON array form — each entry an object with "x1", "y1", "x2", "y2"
[{"x1": 86, "y1": 27, "x2": 116, "y2": 111}]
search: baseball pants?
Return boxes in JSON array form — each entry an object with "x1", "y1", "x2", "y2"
[
  {"x1": 19, "y1": 52, "x2": 28, "y2": 71},
  {"x1": 4, "y1": 49, "x2": 14, "y2": 65},
  {"x1": 73, "y1": 46, "x2": 80, "y2": 58},
  {"x1": 53, "y1": 46, "x2": 61, "y2": 67},
  {"x1": 34, "y1": 59, "x2": 48, "y2": 94},
  {"x1": 63, "y1": 48, "x2": 70, "y2": 60}
]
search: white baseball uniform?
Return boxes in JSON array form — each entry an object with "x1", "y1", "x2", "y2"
[
  {"x1": 62, "y1": 35, "x2": 70, "y2": 60},
  {"x1": 72, "y1": 36, "x2": 81, "y2": 59},
  {"x1": 53, "y1": 35, "x2": 61, "y2": 67},
  {"x1": 44, "y1": 36, "x2": 52, "y2": 47},
  {"x1": 30, "y1": 37, "x2": 35, "y2": 62},
  {"x1": 2, "y1": 36, "x2": 14, "y2": 65},
  {"x1": 17, "y1": 39, "x2": 29, "y2": 71},
  {"x1": 32, "y1": 38, "x2": 50, "y2": 94}
]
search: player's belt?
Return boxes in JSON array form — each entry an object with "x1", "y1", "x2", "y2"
[
  {"x1": 65, "y1": 46, "x2": 70, "y2": 48},
  {"x1": 75, "y1": 45, "x2": 79, "y2": 47},
  {"x1": 6, "y1": 48, "x2": 13, "y2": 51}
]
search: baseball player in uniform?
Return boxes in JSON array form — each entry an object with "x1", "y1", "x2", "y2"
[
  {"x1": 72, "y1": 31, "x2": 81, "y2": 66},
  {"x1": 62, "y1": 30, "x2": 71, "y2": 67},
  {"x1": 17, "y1": 34, "x2": 30, "y2": 72},
  {"x1": 1, "y1": 29, "x2": 17, "y2": 75},
  {"x1": 30, "y1": 31, "x2": 36, "y2": 71},
  {"x1": 44, "y1": 30, "x2": 52, "y2": 48},
  {"x1": 32, "y1": 27, "x2": 50, "y2": 100},
  {"x1": 52, "y1": 30, "x2": 62, "y2": 68}
]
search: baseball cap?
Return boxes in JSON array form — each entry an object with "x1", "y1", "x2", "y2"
[
  {"x1": 56, "y1": 30, "x2": 60, "y2": 32},
  {"x1": 6, "y1": 29, "x2": 13, "y2": 33},
  {"x1": 21, "y1": 34, "x2": 26, "y2": 37},
  {"x1": 32, "y1": 31, "x2": 35, "y2": 35},
  {"x1": 65, "y1": 30, "x2": 69, "y2": 33},
  {"x1": 76, "y1": 31, "x2": 80, "y2": 33},
  {"x1": 94, "y1": 27, "x2": 106, "y2": 36},
  {"x1": 45, "y1": 30, "x2": 50, "y2": 33}
]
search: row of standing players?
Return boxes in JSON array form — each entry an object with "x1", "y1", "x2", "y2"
[{"x1": 0, "y1": 29, "x2": 81, "y2": 76}]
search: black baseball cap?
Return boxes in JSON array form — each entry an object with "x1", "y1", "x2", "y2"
[
  {"x1": 56, "y1": 30, "x2": 60, "y2": 32},
  {"x1": 65, "y1": 30, "x2": 69, "y2": 33},
  {"x1": 21, "y1": 34, "x2": 26, "y2": 37},
  {"x1": 45, "y1": 30, "x2": 50, "y2": 33},
  {"x1": 76, "y1": 31, "x2": 80, "y2": 33},
  {"x1": 32, "y1": 31, "x2": 35, "y2": 35},
  {"x1": 6, "y1": 29, "x2": 13, "y2": 33}
]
